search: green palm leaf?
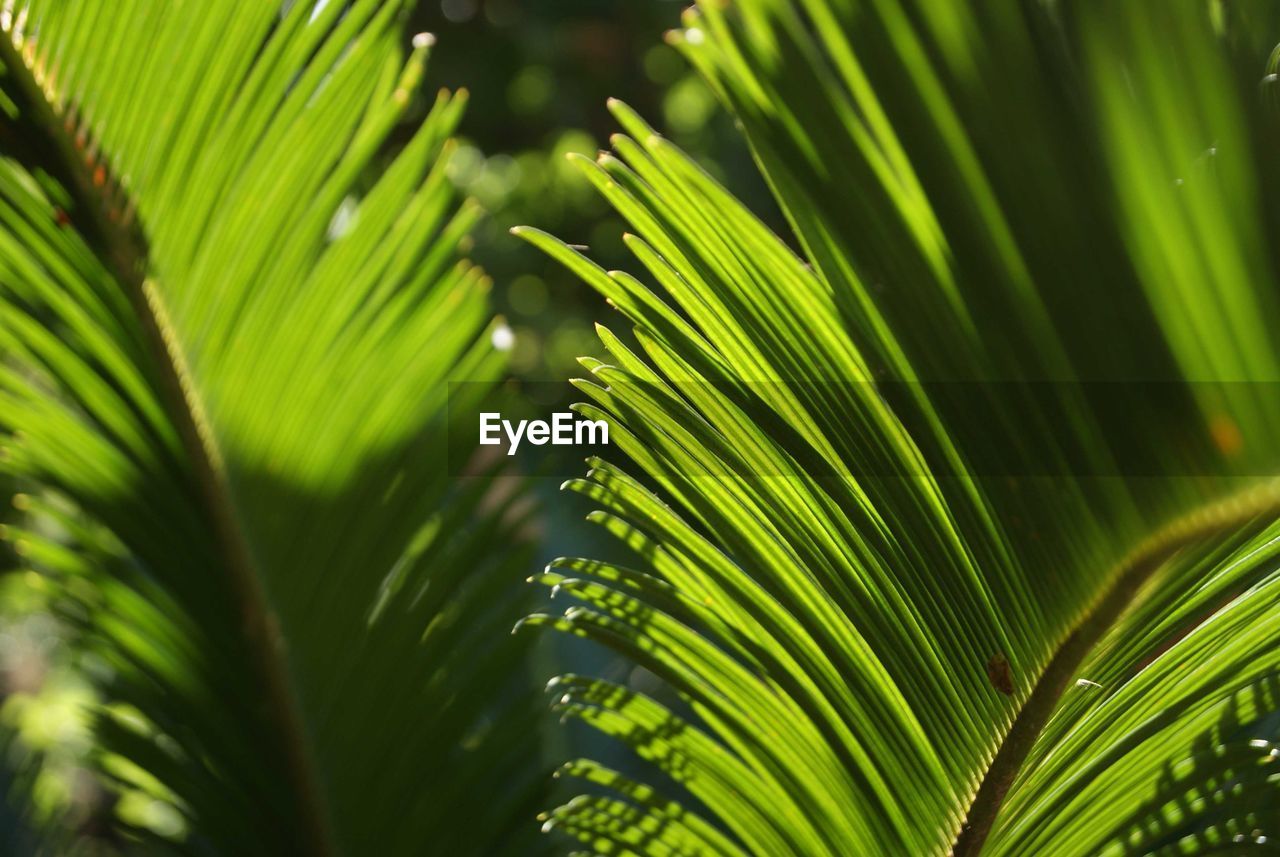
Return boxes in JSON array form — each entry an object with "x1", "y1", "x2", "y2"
[
  {"x1": 0, "y1": 2, "x2": 543, "y2": 853},
  {"x1": 520, "y1": 2, "x2": 1280, "y2": 854}
]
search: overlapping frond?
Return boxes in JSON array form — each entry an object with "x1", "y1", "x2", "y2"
[
  {"x1": 0, "y1": 1, "x2": 544, "y2": 852},
  {"x1": 521, "y1": 2, "x2": 1280, "y2": 854}
]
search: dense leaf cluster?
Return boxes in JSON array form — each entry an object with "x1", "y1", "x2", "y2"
[{"x1": 1, "y1": 2, "x2": 1280, "y2": 856}]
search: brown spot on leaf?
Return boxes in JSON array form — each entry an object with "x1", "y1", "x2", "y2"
[
  {"x1": 1209, "y1": 414, "x2": 1243, "y2": 457},
  {"x1": 986, "y1": 653, "x2": 1014, "y2": 695}
]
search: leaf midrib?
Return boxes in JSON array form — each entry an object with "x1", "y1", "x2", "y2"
[
  {"x1": 950, "y1": 479, "x2": 1280, "y2": 856},
  {"x1": 0, "y1": 29, "x2": 336, "y2": 857}
]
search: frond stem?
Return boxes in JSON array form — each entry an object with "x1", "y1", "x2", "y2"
[
  {"x1": 951, "y1": 479, "x2": 1280, "y2": 856},
  {"x1": 0, "y1": 31, "x2": 337, "y2": 857}
]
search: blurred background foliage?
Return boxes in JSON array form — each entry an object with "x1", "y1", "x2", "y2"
[
  {"x1": 404, "y1": 0, "x2": 782, "y2": 382},
  {"x1": 0, "y1": 504, "x2": 118, "y2": 853}
]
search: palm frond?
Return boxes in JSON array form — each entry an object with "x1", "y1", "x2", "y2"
[
  {"x1": 0, "y1": 2, "x2": 544, "y2": 852},
  {"x1": 520, "y1": 2, "x2": 1280, "y2": 854}
]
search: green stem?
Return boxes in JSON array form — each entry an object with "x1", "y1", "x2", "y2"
[
  {"x1": 950, "y1": 480, "x2": 1280, "y2": 856},
  {"x1": 0, "y1": 30, "x2": 336, "y2": 857}
]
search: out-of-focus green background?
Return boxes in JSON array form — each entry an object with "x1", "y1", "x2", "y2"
[
  {"x1": 405, "y1": 0, "x2": 782, "y2": 381},
  {"x1": 0, "y1": 2, "x2": 783, "y2": 850}
]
